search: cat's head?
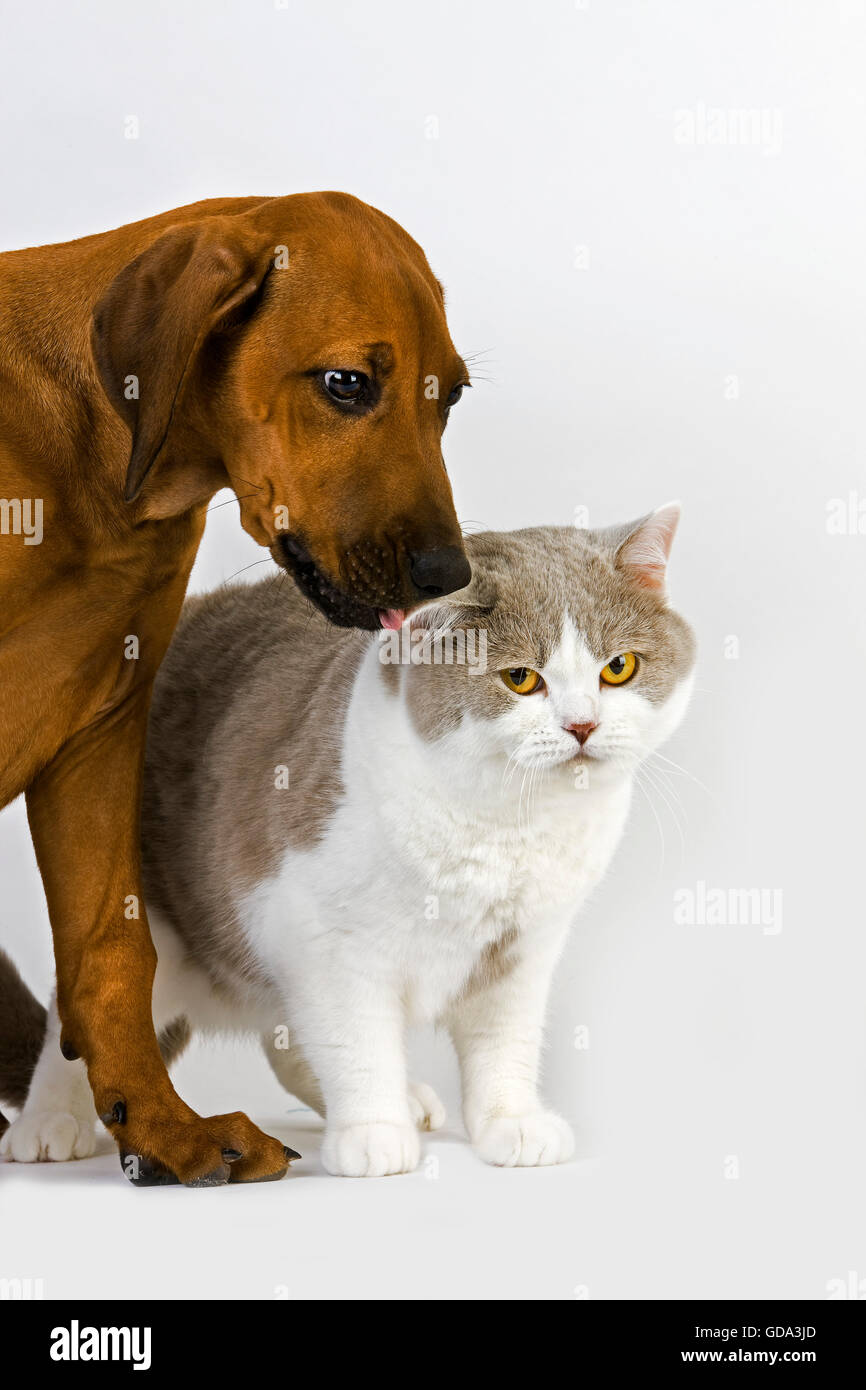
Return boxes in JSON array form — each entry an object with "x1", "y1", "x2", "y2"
[{"x1": 393, "y1": 505, "x2": 696, "y2": 780}]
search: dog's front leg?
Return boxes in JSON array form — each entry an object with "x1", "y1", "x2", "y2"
[{"x1": 25, "y1": 687, "x2": 290, "y2": 1187}]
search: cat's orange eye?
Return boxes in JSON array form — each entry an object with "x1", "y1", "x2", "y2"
[
  {"x1": 501, "y1": 667, "x2": 544, "y2": 696},
  {"x1": 600, "y1": 652, "x2": 638, "y2": 686}
]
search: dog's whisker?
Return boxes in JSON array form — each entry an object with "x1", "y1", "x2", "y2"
[
  {"x1": 207, "y1": 491, "x2": 261, "y2": 514},
  {"x1": 227, "y1": 472, "x2": 265, "y2": 495},
  {"x1": 221, "y1": 558, "x2": 275, "y2": 588}
]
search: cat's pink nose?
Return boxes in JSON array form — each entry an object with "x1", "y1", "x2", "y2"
[{"x1": 566, "y1": 721, "x2": 597, "y2": 746}]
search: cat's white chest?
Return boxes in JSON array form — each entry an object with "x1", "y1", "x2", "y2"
[
  {"x1": 333, "y1": 768, "x2": 628, "y2": 1022},
  {"x1": 243, "y1": 775, "x2": 626, "y2": 1028},
  {"x1": 400, "y1": 828, "x2": 586, "y2": 1019}
]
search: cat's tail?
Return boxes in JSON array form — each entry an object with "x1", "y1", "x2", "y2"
[{"x1": 0, "y1": 948, "x2": 46, "y2": 1137}]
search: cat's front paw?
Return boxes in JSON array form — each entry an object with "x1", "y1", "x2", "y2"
[
  {"x1": 0, "y1": 1110, "x2": 96, "y2": 1163},
  {"x1": 472, "y1": 1111, "x2": 575, "y2": 1168},
  {"x1": 322, "y1": 1122, "x2": 421, "y2": 1177}
]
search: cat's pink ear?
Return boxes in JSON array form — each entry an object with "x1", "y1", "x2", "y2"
[{"x1": 616, "y1": 502, "x2": 681, "y2": 593}]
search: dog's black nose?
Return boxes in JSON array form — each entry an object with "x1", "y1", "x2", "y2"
[{"x1": 409, "y1": 545, "x2": 471, "y2": 598}]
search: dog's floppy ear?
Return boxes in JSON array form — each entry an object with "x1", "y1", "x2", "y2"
[{"x1": 91, "y1": 219, "x2": 273, "y2": 502}]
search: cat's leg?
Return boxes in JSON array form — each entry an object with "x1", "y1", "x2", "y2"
[
  {"x1": 447, "y1": 928, "x2": 575, "y2": 1167},
  {"x1": 0, "y1": 988, "x2": 96, "y2": 1162},
  {"x1": 261, "y1": 1038, "x2": 445, "y2": 1134},
  {"x1": 260, "y1": 1034, "x2": 325, "y2": 1116},
  {"x1": 288, "y1": 976, "x2": 420, "y2": 1176}
]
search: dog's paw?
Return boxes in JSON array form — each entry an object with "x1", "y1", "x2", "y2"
[
  {"x1": 0, "y1": 1110, "x2": 96, "y2": 1163},
  {"x1": 407, "y1": 1081, "x2": 446, "y2": 1132},
  {"x1": 321, "y1": 1122, "x2": 421, "y2": 1177},
  {"x1": 472, "y1": 1111, "x2": 575, "y2": 1168}
]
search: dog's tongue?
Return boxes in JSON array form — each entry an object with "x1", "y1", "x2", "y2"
[{"x1": 378, "y1": 609, "x2": 406, "y2": 631}]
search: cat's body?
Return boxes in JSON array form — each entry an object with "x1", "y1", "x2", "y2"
[{"x1": 3, "y1": 512, "x2": 695, "y2": 1176}]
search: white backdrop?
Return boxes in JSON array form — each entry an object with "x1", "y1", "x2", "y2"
[{"x1": 1, "y1": 0, "x2": 864, "y2": 1300}]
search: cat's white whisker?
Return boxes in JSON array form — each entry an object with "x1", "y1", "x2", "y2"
[
  {"x1": 501, "y1": 741, "x2": 525, "y2": 784},
  {"x1": 634, "y1": 765, "x2": 669, "y2": 873},
  {"x1": 648, "y1": 749, "x2": 711, "y2": 797},
  {"x1": 639, "y1": 761, "x2": 686, "y2": 865}
]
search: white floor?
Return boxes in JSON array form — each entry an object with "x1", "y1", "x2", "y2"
[{"x1": 2, "y1": 1032, "x2": 861, "y2": 1302}]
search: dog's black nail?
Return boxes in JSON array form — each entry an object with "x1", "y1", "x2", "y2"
[
  {"x1": 120, "y1": 1151, "x2": 179, "y2": 1187},
  {"x1": 222, "y1": 1148, "x2": 242, "y2": 1163},
  {"x1": 283, "y1": 1145, "x2": 301, "y2": 1161},
  {"x1": 60, "y1": 1040, "x2": 79, "y2": 1061}
]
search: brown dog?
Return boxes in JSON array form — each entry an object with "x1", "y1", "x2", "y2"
[{"x1": 0, "y1": 193, "x2": 470, "y2": 1185}]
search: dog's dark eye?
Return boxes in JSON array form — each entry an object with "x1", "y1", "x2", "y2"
[{"x1": 323, "y1": 369, "x2": 368, "y2": 403}]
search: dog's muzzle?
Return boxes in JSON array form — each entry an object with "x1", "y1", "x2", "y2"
[{"x1": 274, "y1": 533, "x2": 471, "y2": 631}]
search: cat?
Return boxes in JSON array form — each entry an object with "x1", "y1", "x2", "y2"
[{"x1": 2, "y1": 505, "x2": 695, "y2": 1177}]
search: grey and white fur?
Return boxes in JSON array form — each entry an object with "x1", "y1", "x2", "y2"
[{"x1": 2, "y1": 507, "x2": 695, "y2": 1175}]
